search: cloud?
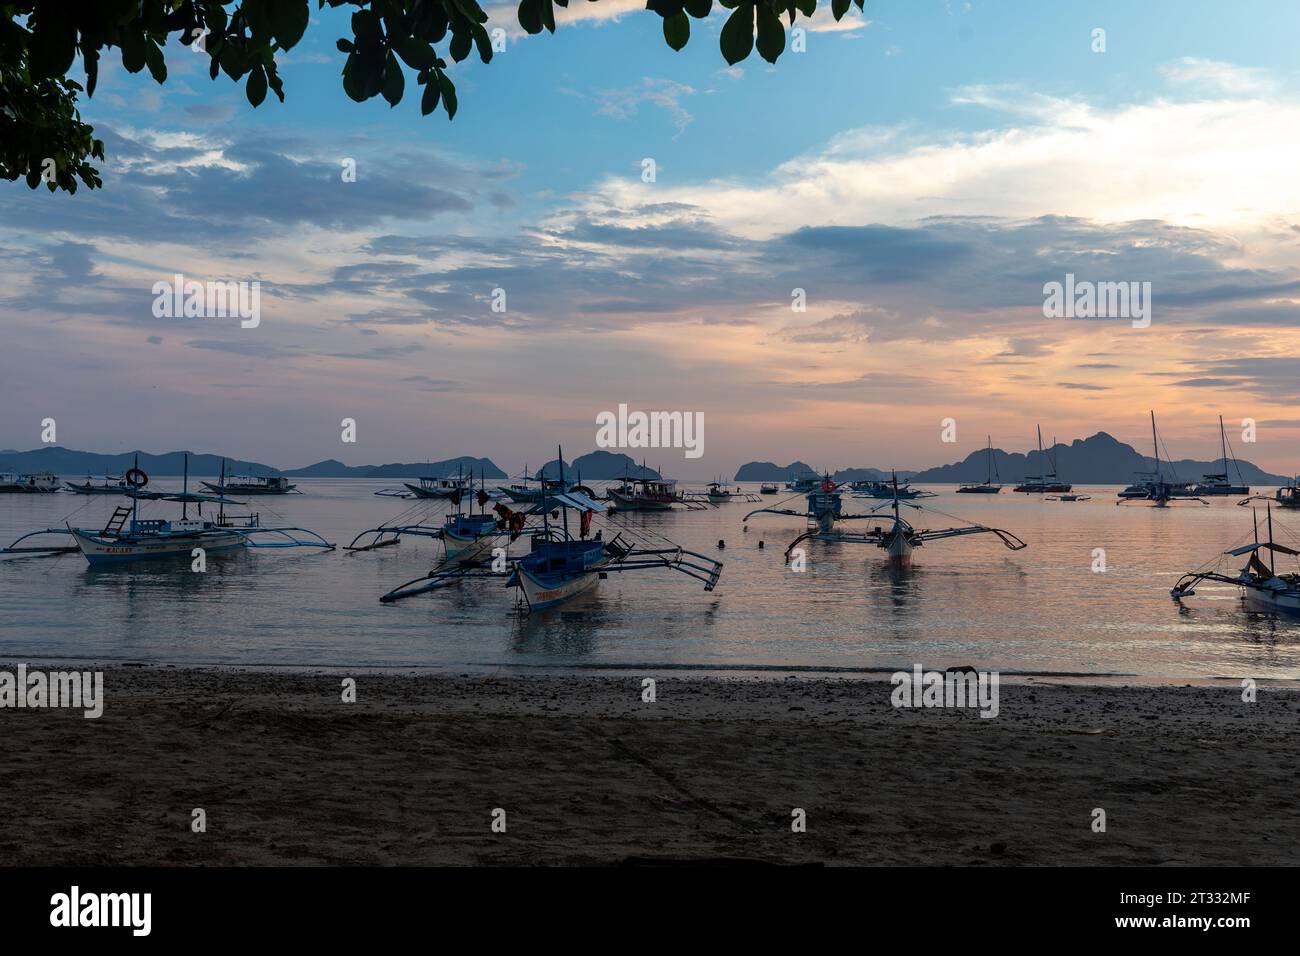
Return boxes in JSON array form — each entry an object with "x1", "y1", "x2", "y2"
[{"x1": 1159, "y1": 58, "x2": 1272, "y2": 95}]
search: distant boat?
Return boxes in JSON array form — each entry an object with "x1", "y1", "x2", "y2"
[
  {"x1": 3, "y1": 456, "x2": 333, "y2": 564},
  {"x1": 851, "y1": 479, "x2": 934, "y2": 500},
  {"x1": 1047, "y1": 493, "x2": 1090, "y2": 502},
  {"x1": 608, "y1": 476, "x2": 682, "y2": 511},
  {"x1": 1013, "y1": 426, "x2": 1072, "y2": 493},
  {"x1": 64, "y1": 475, "x2": 129, "y2": 495},
  {"x1": 201, "y1": 474, "x2": 298, "y2": 495},
  {"x1": 1173, "y1": 504, "x2": 1300, "y2": 614},
  {"x1": 956, "y1": 436, "x2": 1002, "y2": 494},
  {"x1": 1193, "y1": 416, "x2": 1250, "y2": 496},
  {"x1": 402, "y1": 474, "x2": 473, "y2": 499},
  {"x1": 1238, "y1": 479, "x2": 1300, "y2": 511},
  {"x1": 785, "y1": 473, "x2": 821, "y2": 493},
  {"x1": 1117, "y1": 412, "x2": 1204, "y2": 507},
  {"x1": 759, "y1": 482, "x2": 779, "y2": 495},
  {"x1": 0, "y1": 471, "x2": 59, "y2": 493}
]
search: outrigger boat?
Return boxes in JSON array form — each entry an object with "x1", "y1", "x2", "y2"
[
  {"x1": 957, "y1": 436, "x2": 1002, "y2": 494},
  {"x1": 0, "y1": 471, "x2": 60, "y2": 493},
  {"x1": 377, "y1": 447, "x2": 724, "y2": 611},
  {"x1": 1193, "y1": 415, "x2": 1250, "y2": 496},
  {"x1": 744, "y1": 473, "x2": 1026, "y2": 567},
  {"x1": 64, "y1": 475, "x2": 130, "y2": 495},
  {"x1": 495, "y1": 464, "x2": 582, "y2": 504},
  {"x1": 689, "y1": 480, "x2": 759, "y2": 505},
  {"x1": 1237, "y1": 480, "x2": 1300, "y2": 510},
  {"x1": 1172, "y1": 505, "x2": 1300, "y2": 614},
  {"x1": 402, "y1": 473, "x2": 472, "y2": 499},
  {"x1": 759, "y1": 482, "x2": 780, "y2": 495},
  {"x1": 1013, "y1": 426, "x2": 1072, "y2": 493},
  {"x1": 1117, "y1": 412, "x2": 1204, "y2": 507},
  {"x1": 201, "y1": 474, "x2": 299, "y2": 495},
  {"x1": 349, "y1": 470, "x2": 513, "y2": 565},
  {"x1": 2, "y1": 456, "x2": 334, "y2": 564},
  {"x1": 607, "y1": 476, "x2": 705, "y2": 512}
]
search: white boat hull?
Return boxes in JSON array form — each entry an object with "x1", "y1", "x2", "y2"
[
  {"x1": 70, "y1": 528, "x2": 247, "y2": 565},
  {"x1": 1243, "y1": 586, "x2": 1300, "y2": 614},
  {"x1": 442, "y1": 530, "x2": 497, "y2": 564},
  {"x1": 516, "y1": 566, "x2": 602, "y2": 610}
]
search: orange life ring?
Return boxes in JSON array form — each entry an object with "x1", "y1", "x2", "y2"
[
  {"x1": 821, "y1": 478, "x2": 834, "y2": 492},
  {"x1": 125, "y1": 467, "x2": 149, "y2": 488}
]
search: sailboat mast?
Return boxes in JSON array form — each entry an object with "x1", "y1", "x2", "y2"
[
  {"x1": 1219, "y1": 415, "x2": 1229, "y2": 471},
  {"x1": 1036, "y1": 426, "x2": 1044, "y2": 483},
  {"x1": 1150, "y1": 411, "x2": 1161, "y2": 481},
  {"x1": 985, "y1": 435, "x2": 992, "y2": 484}
]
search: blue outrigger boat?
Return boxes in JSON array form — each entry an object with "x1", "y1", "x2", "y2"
[
  {"x1": 745, "y1": 473, "x2": 1025, "y2": 566},
  {"x1": 378, "y1": 447, "x2": 724, "y2": 611},
  {"x1": 2, "y1": 456, "x2": 334, "y2": 565}
]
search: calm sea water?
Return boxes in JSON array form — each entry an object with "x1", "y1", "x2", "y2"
[{"x1": 2, "y1": 478, "x2": 1299, "y2": 679}]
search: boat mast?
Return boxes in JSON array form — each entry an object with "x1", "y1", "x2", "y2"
[
  {"x1": 182, "y1": 453, "x2": 188, "y2": 520},
  {"x1": 557, "y1": 445, "x2": 569, "y2": 539},
  {"x1": 219, "y1": 458, "x2": 226, "y2": 524},
  {"x1": 1150, "y1": 410, "x2": 1161, "y2": 482},
  {"x1": 985, "y1": 435, "x2": 993, "y2": 484},
  {"x1": 1036, "y1": 426, "x2": 1045, "y2": 484},
  {"x1": 1219, "y1": 415, "x2": 1229, "y2": 474},
  {"x1": 1267, "y1": 504, "x2": 1275, "y2": 576}
]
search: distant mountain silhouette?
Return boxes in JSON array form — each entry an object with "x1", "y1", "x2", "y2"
[
  {"x1": 734, "y1": 460, "x2": 817, "y2": 481},
  {"x1": 912, "y1": 432, "x2": 1288, "y2": 484},
  {"x1": 0, "y1": 447, "x2": 278, "y2": 477},
  {"x1": 0, "y1": 447, "x2": 506, "y2": 479},
  {"x1": 735, "y1": 460, "x2": 917, "y2": 482},
  {"x1": 361, "y1": 457, "x2": 506, "y2": 479},
  {"x1": 535, "y1": 451, "x2": 660, "y2": 480}
]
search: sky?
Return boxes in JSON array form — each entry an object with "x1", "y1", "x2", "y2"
[{"x1": 3, "y1": 0, "x2": 1300, "y2": 478}]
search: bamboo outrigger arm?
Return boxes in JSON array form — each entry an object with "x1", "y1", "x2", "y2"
[
  {"x1": 1, "y1": 527, "x2": 80, "y2": 556},
  {"x1": 346, "y1": 522, "x2": 445, "y2": 552},
  {"x1": 914, "y1": 525, "x2": 1027, "y2": 550},
  {"x1": 242, "y1": 527, "x2": 336, "y2": 550}
]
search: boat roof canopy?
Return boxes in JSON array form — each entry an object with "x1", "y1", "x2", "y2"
[{"x1": 1228, "y1": 541, "x2": 1300, "y2": 557}]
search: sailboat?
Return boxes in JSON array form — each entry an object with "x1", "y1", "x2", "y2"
[
  {"x1": 1192, "y1": 416, "x2": 1250, "y2": 496},
  {"x1": 956, "y1": 436, "x2": 1002, "y2": 493},
  {"x1": 3, "y1": 455, "x2": 334, "y2": 564},
  {"x1": 1013, "y1": 426, "x2": 1071, "y2": 493},
  {"x1": 1117, "y1": 412, "x2": 1204, "y2": 506},
  {"x1": 1172, "y1": 504, "x2": 1300, "y2": 614},
  {"x1": 744, "y1": 473, "x2": 1025, "y2": 567},
  {"x1": 377, "y1": 446, "x2": 724, "y2": 611}
]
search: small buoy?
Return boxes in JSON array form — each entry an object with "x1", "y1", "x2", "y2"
[
  {"x1": 758, "y1": 540, "x2": 765, "y2": 549},
  {"x1": 743, "y1": 524, "x2": 749, "y2": 532},
  {"x1": 717, "y1": 539, "x2": 725, "y2": 550}
]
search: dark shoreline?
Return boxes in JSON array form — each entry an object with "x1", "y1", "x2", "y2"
[{"x1": 2, "y1": 667, "x2": 1297, "y2": 865}]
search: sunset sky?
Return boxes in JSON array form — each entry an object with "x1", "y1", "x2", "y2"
[{"x1": 3, "y1": 0, "x2": 1300, "y2": 478}]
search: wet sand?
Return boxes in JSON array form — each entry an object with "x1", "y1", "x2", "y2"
[{"x1": 2, "y1": 667, "x2": 1297, "y2": 865}]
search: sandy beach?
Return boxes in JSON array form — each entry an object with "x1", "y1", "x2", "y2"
[{"x1": 2, "y1": 666, "x2": 1297, "y2": 866}]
